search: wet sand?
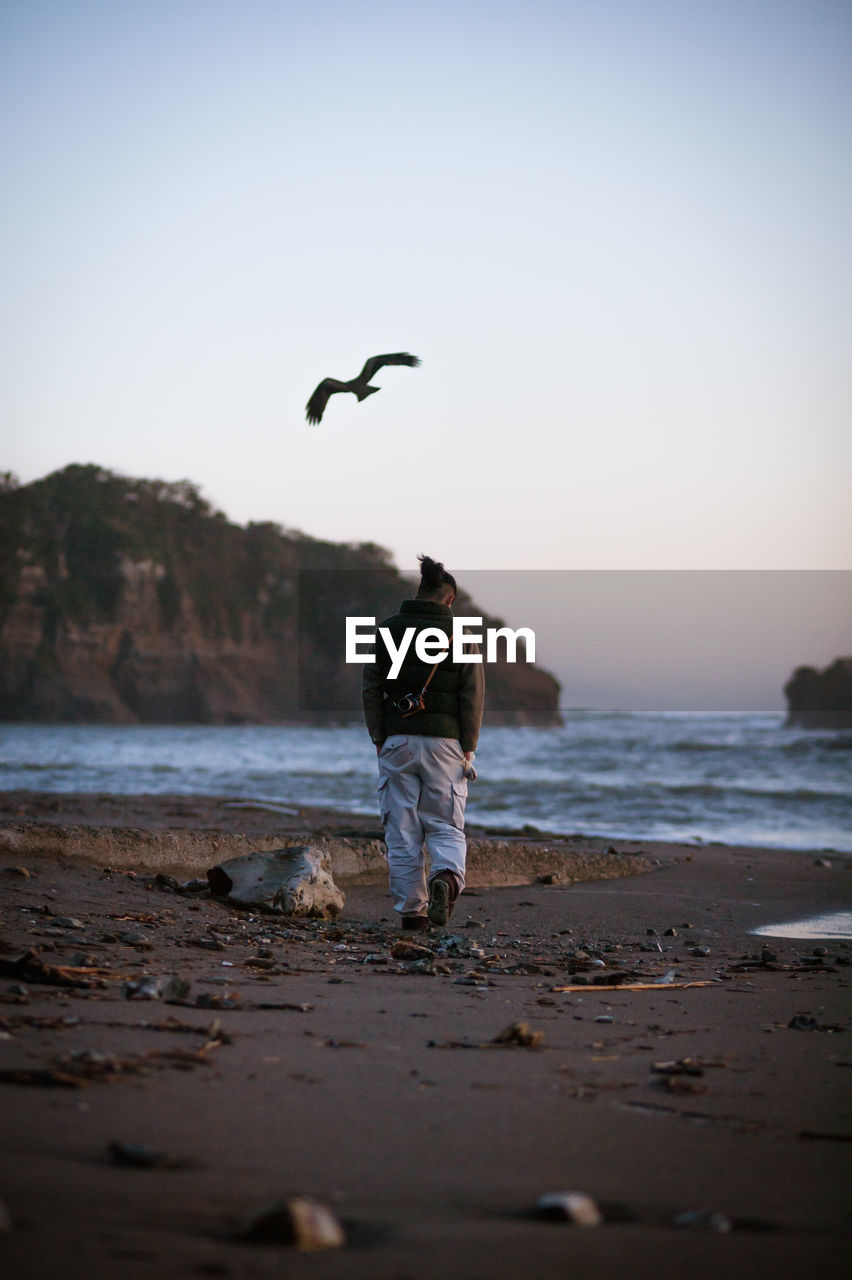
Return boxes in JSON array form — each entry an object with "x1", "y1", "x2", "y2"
[{"x1": 0, "y1": 792, "x2": 850, "y2": 1279}]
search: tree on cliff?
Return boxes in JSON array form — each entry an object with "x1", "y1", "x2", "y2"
[{"x1": 0, "y1": 465, "x2": 562, "y2": 727}]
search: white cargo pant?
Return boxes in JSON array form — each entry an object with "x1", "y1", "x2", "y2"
[{"x1": 376, "y1": 735, "x2": 468, "y2": 917}]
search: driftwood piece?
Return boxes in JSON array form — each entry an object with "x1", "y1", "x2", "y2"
[
  {"x1": 550, "y1": 980, "x2": 717, "y2": 993},
  {"x1": 0, "y1": 1029, "x2": 230, "y2": 1089},
  {"x1": 207, "y1": 847, "x2": 344, "y2": 918},
  {"x1": 727, "y1": 961, "x2": 837, "y2": 974},
  {"x1": 0, "y1": 949, "x2": 117, "y2": 989}
]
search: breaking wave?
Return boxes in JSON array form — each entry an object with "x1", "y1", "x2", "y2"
[{"x1": 1, "y1": 712, "x2": 849, "y2": 852}]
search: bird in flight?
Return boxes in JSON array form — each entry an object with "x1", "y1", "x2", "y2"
[{"x1": 305, "y1": 352, "x2": 421, "y2": 425}]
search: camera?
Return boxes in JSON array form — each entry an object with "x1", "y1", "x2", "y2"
[{"x1": 395, "y1": 692, "x2": 425, "y2": 716}]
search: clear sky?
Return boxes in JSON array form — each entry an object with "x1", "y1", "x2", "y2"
[
  {"x1": 465, "y1": 571, "x2": 852, "y2": 710},
  {"x1": 1, "y1": 2, "x2": 850, "y2": 705}
]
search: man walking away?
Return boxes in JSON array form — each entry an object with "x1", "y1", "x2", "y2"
[{"x1": 362, "y1": 555, "x2": 485, "y2": 930}]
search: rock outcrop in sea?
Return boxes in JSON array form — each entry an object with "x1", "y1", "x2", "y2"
[
  {"x1": 784, "y1": 657, "x2": 852, "y2": 729},
  {"x1": 0, "y1": 465, "x2": 562, "y2": 726}
]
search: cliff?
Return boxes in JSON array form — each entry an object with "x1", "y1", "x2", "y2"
[
  {"x1": 784, "y1": 658, "x2": 852, "y2": 729},
  {"x1": 0, "y1": 465, "x2": 562, "y2": 727}
]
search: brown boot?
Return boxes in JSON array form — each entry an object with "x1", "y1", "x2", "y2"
[{"x1": 427, "y1": 871, "x2": 460, "y2": 928}]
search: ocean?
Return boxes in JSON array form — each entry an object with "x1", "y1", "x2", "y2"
[{"x1": 1, "y1": 712, "x2": 849, "y2": 852}]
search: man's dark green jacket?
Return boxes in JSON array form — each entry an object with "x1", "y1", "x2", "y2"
[{"x1": 361, "y1": 600, "x2": 485, "y2": 751}]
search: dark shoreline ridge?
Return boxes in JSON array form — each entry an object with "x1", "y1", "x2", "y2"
[
  {"x1": 0, "y1": 465, "x2": 561, "y2": 726},
  {"x1": 785, "y1": 657, "x2": 852, "y2": 729},
  {"x1": 2, "y1": 790, "x2": 848, "y2": 880}
]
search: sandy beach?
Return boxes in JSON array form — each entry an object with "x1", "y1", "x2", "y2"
[{"x1": 0, "y1": 792, "x2": 850, "y2": 1279}]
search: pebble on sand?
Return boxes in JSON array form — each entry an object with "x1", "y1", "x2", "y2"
[
  {"x1": 492, "y1": 1021, "x2": 544, "y2": 1047},
  {"x1": 533, "y1": 1192, "x2": 603, "y2": 1226},
  {"x1": 108, "y1": 1141, "x2": 172, "y2": 1169},
  {"x1": 673, "y1": 1209, "x2": 732, "y2": 1233},
  {"x1": 238, "y1": 1197, "x2": 346, "y2": 1250}
]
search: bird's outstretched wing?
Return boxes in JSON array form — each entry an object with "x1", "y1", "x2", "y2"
[
  {"x1": 305, "y1": 378, "x2": 348, "y2": 425},
  {"x1": 357, "y1": 352, "x2": 421, "y2": 382}
]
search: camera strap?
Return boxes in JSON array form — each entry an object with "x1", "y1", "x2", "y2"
[{"x1": 417, "y1": 662, "x2": 440, "y2": 699}]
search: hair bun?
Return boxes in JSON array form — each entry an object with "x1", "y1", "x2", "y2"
[{"x1": 418, "y1": 554, "x2": 445, "y2": 591}]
